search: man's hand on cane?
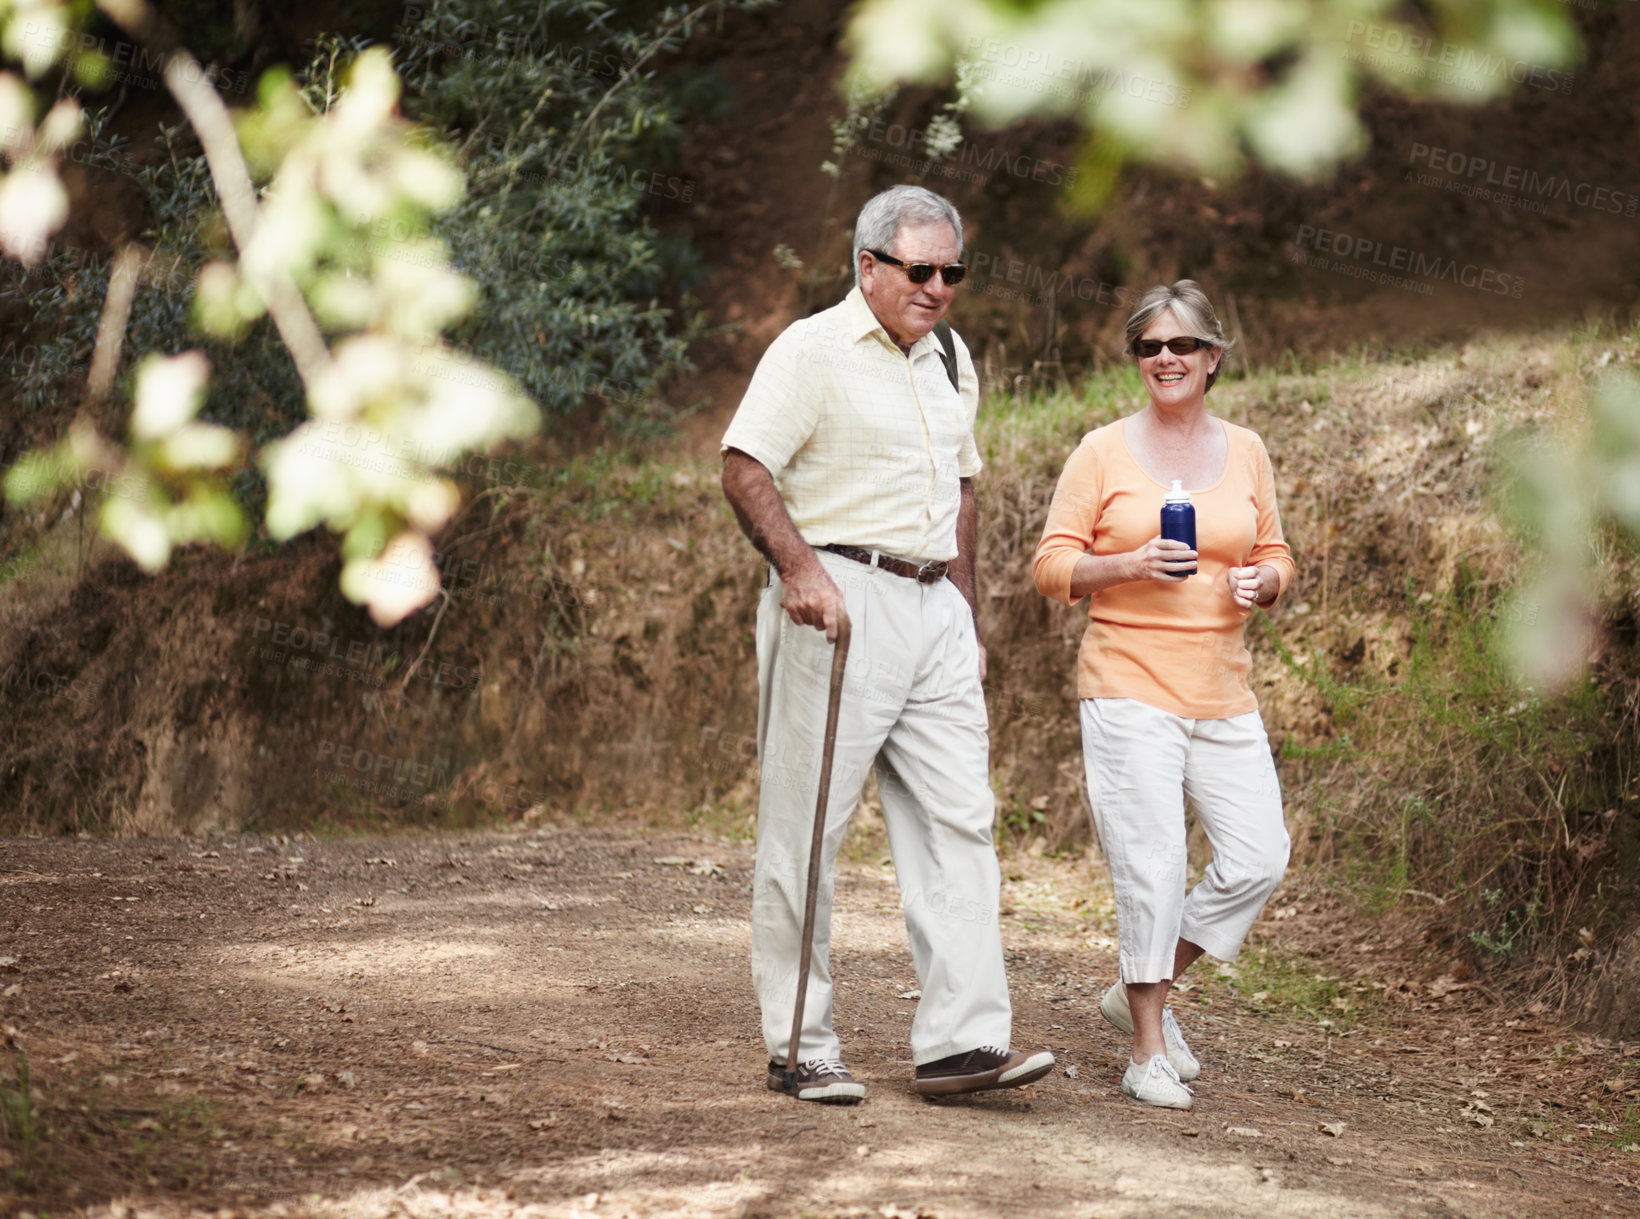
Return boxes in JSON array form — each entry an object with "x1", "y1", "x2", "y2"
[{"x1": 780, "y1": 559, "x2": 845, "y2": 643}]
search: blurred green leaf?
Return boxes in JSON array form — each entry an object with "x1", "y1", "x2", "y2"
[
  {"x1": 844, "y1": 0, "x2": 1580, "y2": 189},
  {"x1": 131, "y1": 351, "x2": 210, "y2": 441},
  {"x1": 3, "y1": 445, "x2": 75, "y2": 504},
  {"x1": 99, "y1": 494, "x2": 170, "y2": 573}
]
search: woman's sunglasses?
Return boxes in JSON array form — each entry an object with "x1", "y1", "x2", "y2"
[
  {"x1": 868, "y1": 249, "x2": 967, "y2": 286},
  {"x1": 1130, "y1": 337, "x2": 1211, "y2": 358}
]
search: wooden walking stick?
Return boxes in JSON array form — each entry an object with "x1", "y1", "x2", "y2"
[{"x1": 783, "y1": 605, "x2": 852, "y2": 1084}]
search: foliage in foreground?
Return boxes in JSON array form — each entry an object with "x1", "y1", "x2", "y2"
[
  {"x1": 845, "y1": 0, "x2": 1580, "y2": 189},
  {"x1": 0, "y1": 0, "x2": 756, "y2": 623}
]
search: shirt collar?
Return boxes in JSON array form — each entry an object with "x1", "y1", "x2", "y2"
[{"x1": 840, "y1": 286, "x2": 943, "y2": 361}]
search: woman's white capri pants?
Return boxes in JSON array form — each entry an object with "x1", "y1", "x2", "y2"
[{"x1": 1080, "y1": 698, "x2": 1290, "y2": 984}]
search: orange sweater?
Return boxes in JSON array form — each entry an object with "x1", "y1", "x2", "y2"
[{"x1": 1032, "y1": 418, "x2": 1294, "y2": 718}]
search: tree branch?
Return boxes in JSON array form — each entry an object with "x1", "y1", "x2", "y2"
[
  {"x1": 85, "y1": 245, "x2": 145, "y2": 400},
  {"x1": 158, "y1": 51, "x2": 331, "y2": 386},
  {"x1": 95, "y1": 0, "x2": 330, "y2": 386}
]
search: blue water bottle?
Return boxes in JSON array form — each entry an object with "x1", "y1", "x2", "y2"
[{"x1": 1160, "y1": 480, "x2": 1196, "y2": 578}]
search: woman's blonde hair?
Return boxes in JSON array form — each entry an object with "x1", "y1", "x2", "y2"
[{"x1": 1123, "y1": 280, "x2": 1235, "y2": 391}]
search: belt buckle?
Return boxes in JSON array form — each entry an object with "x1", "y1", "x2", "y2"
[{"x1": 915, "y1": 560, "x2": 943, "y2": 584}]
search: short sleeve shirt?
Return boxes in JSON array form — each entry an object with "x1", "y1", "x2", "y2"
[
  {"x1": 721, "y1": 287, "x2": 981, "y2": 563},
  {"x1": 1032, "y1": 419, "x2": 1296, "y2": 718}
]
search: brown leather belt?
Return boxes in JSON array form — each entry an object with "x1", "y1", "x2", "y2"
[{"x1": 822, "y1": 544, "x2": 949, "y2": 584}]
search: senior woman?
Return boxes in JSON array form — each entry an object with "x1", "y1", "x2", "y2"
[{"x1": 1032, "y1": 281, "x2": 1294, "y2": 1110}]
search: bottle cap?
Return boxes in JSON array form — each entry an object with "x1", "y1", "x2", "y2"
[{"x1": 1164, "y1": 479, "x2": 1192, "y2": 504}]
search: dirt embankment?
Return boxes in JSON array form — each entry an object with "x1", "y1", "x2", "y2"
[
  {"x1": 0, "y1": 332, "x2": 1594, "y2": 820},
  {"x1": 2, "y1": 826, "x2": 1638, "y2": 1217}
]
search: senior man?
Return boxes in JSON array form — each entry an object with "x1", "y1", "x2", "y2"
[{"x1": 721, "y1": 185, "x2": 1053, "y2": 1104}]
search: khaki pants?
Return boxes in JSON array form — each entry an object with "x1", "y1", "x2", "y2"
[
  {"x1": 1080, "y1": 698, "x2": 1290, "y2": 983},
  {"x1": 751, "y1": 550, "x2": 1012, "y2": 1066}
]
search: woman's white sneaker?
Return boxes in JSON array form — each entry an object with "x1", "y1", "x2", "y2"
[
  {"x1": 1100, "y1": 981, "x2": 1201, "y2": 1081},
  {"x1": 1160, "y1": 1008, "x2": 1201, "y2": 1081},
  {"x1": 1121, "y1": 1053, "x2": 1193, "y2": 1110}
]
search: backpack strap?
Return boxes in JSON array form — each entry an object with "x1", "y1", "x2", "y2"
[{"x1": 932, "y1": 320, "x2": 960, "y2": 394}]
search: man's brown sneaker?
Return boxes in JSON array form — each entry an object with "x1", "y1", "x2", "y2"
[
  {"x1": 913, "y1": 1046, "x2": 1055, "y2": 1096},
  {"x1": 766, "y1": 1057, "x2": 867, "y2": 1104}
]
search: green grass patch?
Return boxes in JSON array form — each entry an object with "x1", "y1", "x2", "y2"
[
  {"x1": 0, "y1": 1046, "x2": 37, "y2": 1180},
  {"x1": 1269, "y1": 578, "x2": 1619, "y2": 958},
  {"x1": 1225, "y1": 946, "x2": 1374, "y2": 1030}
]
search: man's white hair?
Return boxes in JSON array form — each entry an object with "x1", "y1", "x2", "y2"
[{"x1": 852, "y1": 185, "x2": 963, "y2": 285}]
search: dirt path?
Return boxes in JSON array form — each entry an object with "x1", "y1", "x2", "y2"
[{"x1": 2, "y1": 825, "x2": 1638, "y2": 1218}]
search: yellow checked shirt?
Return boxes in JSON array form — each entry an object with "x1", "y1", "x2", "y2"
[{"x1": 721, "y1": 287, "x2": 982, "y2": 564}]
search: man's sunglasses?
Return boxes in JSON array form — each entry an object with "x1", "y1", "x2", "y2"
[
  {"x1": 868, "y1": 249, "x2": 967, "y2": 286},
  {"x1": 1130, "y1": 336, "x2": 1212, "y2": 358}
]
